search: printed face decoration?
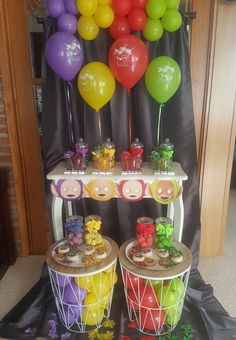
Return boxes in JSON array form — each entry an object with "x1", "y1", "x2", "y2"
[
  {"x1": 50, "y1": 179, "x2": 83, "y2": 201},
  {"x1": 117, "y1": 180, "x2": 147, "y2": 202},
  {"x1": 150, "y1": 180, "x2": 181, "y2": 204},
  {"x1": 85, "y1": 179, "x2": 116, "y2": 201}
]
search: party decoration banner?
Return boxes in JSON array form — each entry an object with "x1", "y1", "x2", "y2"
[
  {"x1": 149, "y1": 180, "x2": 182, "y2": 204},
  {"x1": 85, "y1": 179, "x2": 116, "y2": 201},
  {"x1": 50, "y1": 179, "x2": 84, "y2": 200}
]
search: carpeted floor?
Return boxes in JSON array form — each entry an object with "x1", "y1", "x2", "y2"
[
  {"x1": 0, "y1": 190, "x2": 235, "y2": 321},
  {"x1": 198, "y1": 189, "x2": 236, "y2": 317}
]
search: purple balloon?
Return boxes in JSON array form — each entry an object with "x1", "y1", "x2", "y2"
[
  {"x1": 63, "y1": 281, "x2": 87, "y2": 304},
  {"x1": 66, "y1": 305, "x2": 84, "y2": 324},
  {"x1": 52, "y1": 271, "x2": 73, "y2": 287},
  {"x1": 64, "y1": 0, "x2": 78, "y2": 15},
  {"x1": 57, "y1": 13, "x2": 77, "y2": 34},
  {"x1": 46, "y1": 0, "x2": 66, "y2": 18},
  {"x1": 45, "y1": 32, "x2": 84, "y2": 81}
]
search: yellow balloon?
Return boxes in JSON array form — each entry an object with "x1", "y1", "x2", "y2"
[
  {"x1": 77, "y1": 0, "x2": 98, "y2": 16},
  {"x1": 83, "y1": 293, "x2": 101, "y2": 309},
  {"x1": 77, "y1": 16, "x2": 99, "y2": 41},
  {"x1": 81, "y1": 306, "x2": 104, "y2": 326},
  {"x1": 94, "y1": 5, "x2": 114, "y2": 28},
  {"x1": 90, "y1": 272, "x2": 111, "y2": 297},
  {"x1": 75, "y1": 276, "x2": 92, "y2": 291},
  {"x1": 99, "y1": 0, "x2": 111, "y2": 4},
  {"x1": 78, "y1": 62, "x2": 115, "y2": 111}
]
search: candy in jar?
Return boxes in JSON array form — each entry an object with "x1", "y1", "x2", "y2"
[
  {"x1": 155, "y1": 217, "x2": 174, "y2": 249},
  {"x1": 64, "y1": 215, "x2": 84, "y2": 246},
  {"x1": 136, "y1": 217, "x2": 155, "y2": 249},
  {"x1": 102, "y1": 138, "x2": 115, "y2": 171},
  {"x1": 84, "y1": 215, "x2": 103, "y2": 246},
  {"x1": 72, "y1": 138, "x2": 89, "y2": 171}
]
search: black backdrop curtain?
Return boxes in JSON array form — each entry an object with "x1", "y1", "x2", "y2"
[{"x1": 0, "y1": 15, "x2": 236, "y2": 340}]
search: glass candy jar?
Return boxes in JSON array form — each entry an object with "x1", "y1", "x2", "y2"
[
  {"x1": 155, "y1": 217, "x2": 174, "y2": 249},
  {"x1": 64, "y1": 215, "x2": 84, "y2": 246},
  {"x1": 102, "y1": 138, "x2": 115, "y2": 171},
  {"x1": 64, "y1": 150, "x2": 74, "y2": 171},
  {"x1": 130, "y1": 138, "x2": 144, "y2": 171},
  {"x1": 159, "y1": 138, "x2": 174, "y2": 171},
  {"x1": 84, "y1": 215, "x2": 103, "y2": 246},
  {"x1": 71, "y1": 138, "x2": 89, "y2": 171},
  {"x1": 136, "y1": 217, "x2": 155, "y2": 249}
]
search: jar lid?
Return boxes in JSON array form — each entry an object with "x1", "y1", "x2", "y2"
[
  {"x1": 85, "y1": 215, "x2": 102, "y2": 223},
  {"x1": 137, "y1": 217, "x2": 154, "y2": 225},
  {"x1": 131, "y1": 138, "x2": 144, "y2": 149},
  {"x1": 66, "y1": 215, "x2": 83, "y2": 223},
  {"x1": 102, "y1": 138, "x2": 115, "y2": 149},
  {"x1": 155, "y1": 217, "x2": 173, "y2": 225},
  {"x1": 76, "y1": 138, "x2": 88, "y2": 148},
  {"x1": 160, "y1": 138, "x2": 174, "y2": 150}
]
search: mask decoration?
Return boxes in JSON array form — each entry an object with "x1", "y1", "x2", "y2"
[
  {"x1": 117, "y1": 180, "x2": 147, "y2": 202},
  {"x1": 50, "y1": 179, "x2": 84, "y2": 201},
  {"x1": 149, "y1": 180, "x2": 182, "y2": 204},
  {"x1": 85, "y1": 179, "x2": 116, "y2": 201}
]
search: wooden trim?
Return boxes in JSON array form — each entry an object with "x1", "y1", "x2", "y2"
[
  {"x1": 190, "y1": 0, "x2": 214, "y2": 162},
  {"x1": 0, "y1": 0, "x2": 49, "y2": 255},
  {"x1": 199, "y1": 0, "x2": 236, "y2": 256},
  {"x1": 0, "y1": 1, "x2": 29, "y2": 256}
]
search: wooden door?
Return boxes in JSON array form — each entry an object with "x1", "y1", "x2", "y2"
[
  {"x1": 0, "y1": 0, "x2": 50, "y2": 255},
  {"x1": 191, "y1": 0, "x2": 236, "y2": 256}
]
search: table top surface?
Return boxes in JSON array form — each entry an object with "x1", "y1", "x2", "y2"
[
  {"x1": 119, "y1": 239, "x2": 192, "y2": 279},
  {"x1": 46, "y1": 236, "x2": 119, "y2": 276},
  {"x1": 47, "y1": 162, "x2": 188, "y2": 182}
]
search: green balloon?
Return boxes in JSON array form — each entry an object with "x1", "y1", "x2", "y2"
[
  {"x1": 161, "y1": 9, "x2": 182, "y2": 32},
  {"x1": 166, "y1": 305, "x2": 181, "y2": 326},
  {"x1": 165, "y1": 0, "x2": 180, "y2": 9},
  {"x1": 143, "y1": 18, "x2": 164, "y2": 41},
  {"x1": 146, "y1": 0, "x2": 166, "y2": 19},
  {"x1": 145, "y1": 56, "x2": 181, "y2": 104}
]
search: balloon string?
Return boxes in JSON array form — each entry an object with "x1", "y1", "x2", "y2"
[
  {"x1": 157, "y1": 104, "x2": 164, "y2": 147},
  {"x1": 65, "y1": 81, "x2": 75, "y2": 148},
  {"x1": 127, "y1": 88, "x2": 132, "y2": 145}
]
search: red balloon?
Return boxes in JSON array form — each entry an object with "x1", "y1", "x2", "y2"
[
  {"x1": 140, "y1": 308, "x2": 166, "y2": 331},
  {"x1": 128, "y1": 9, "x2": 147, "y2": 31},
  {"x1": 109, "y1": 35, "x2": 148, "y2": 90},
  {"x1": 109, "y1": 16, "x2": 130, "y2": 40},
  {"x1": 131, "y1": 0, "x2": 148, "y2": 9},
  {"x1": 128, "y1": 289, "x2": 139, "y2": 310},
  {"x1": 112, "y1": 0, "x2": 132, "y2": 16},
  {"x1": 128, "y1": 284, "x2": 158, "y2": 310},
  {"x1": 123, "y1": 270, "x2": 144, "y2": 289}
]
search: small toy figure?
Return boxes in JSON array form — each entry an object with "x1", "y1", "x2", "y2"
[{"x1": 50, "y1": 179, "x2": 84, "y2": 201}]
